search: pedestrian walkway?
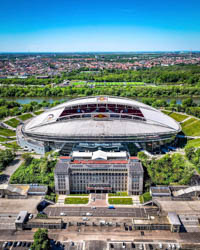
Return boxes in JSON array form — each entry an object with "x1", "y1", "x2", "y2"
[
  {"x1": 89, "y1": 193, "x2": 107, "y2": 207},
  {"x1": 57, "y1": 195, "x2": 66, "y2": 204}
]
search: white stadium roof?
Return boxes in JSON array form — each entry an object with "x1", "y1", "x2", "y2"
[{"x1": 23, "y1": 96, "x2": 181, "y2": 139}]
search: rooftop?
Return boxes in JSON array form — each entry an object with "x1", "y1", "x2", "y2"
[
  {"x1": 167, "y1": 212, "x2": 181, "y2": 226},
  {"x1": 23, "y1": 96, "x2": 180, "y2": 139}
]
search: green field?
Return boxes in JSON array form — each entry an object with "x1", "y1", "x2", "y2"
[
  {"x1": 162, "y1": 110, "x2": 188, "y2": 122},
  {"x1": 108, "y1": 198, "x2": 133, "y2": 205},
  {"x1": 5, "y1": 118, "x2": 20, "y2": 128},
  {"x1": 108, "y1": 192, "x2": 129, "y2": 197},
  {"x1": 64, "y1": 197, "x2": 89, "y2": 204},
  {"x1": 139, "y1": 192, "x2": 152, "y2": 204},
  {"x1": 181, "y1": 118, "x2": 200, "y2": 136},
  {"x1": 18, "y1": 113, "x2": 33, "y2": 121},
  {"x1": 0, "y1": 128, "x2": 16, "y2": 137}
]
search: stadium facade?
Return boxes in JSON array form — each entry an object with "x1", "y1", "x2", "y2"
[
  {"x1": 16, "y1": 96, "x2": 180, "y2": 195},
  {"x1": 17, "y1": 96, "x2": 180, "y2": 155}
]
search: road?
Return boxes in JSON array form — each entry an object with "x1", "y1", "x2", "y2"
[{"x1": 0, "y1": 157, "x2": 23, "y2": 184}]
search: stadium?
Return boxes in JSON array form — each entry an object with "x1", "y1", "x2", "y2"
[{"x1": 17, "y1": 96, "x2": 181, "y2": 155}]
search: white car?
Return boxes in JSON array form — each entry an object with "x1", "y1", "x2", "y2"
[
  {"x1": 86, "y1": 212, "x2": 92, "y2": 216},
  {"x1": 28, "y1": 214, "x2": 33, "y2": 220},
  {"x1": 60, "y1": 212, "x2": 67, "y2": 216}
]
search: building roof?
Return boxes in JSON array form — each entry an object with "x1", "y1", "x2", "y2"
[
  {"x1": 55, "y1": 160, "x2": 143, "y2": 173},
  {"x1": 22, "y1": 96, "x2": 180, "y2": 140},
  {"x1": 72, "y1": 150, "x2": 127, "y2": 160},
  {"x1": 0, "y1": 184, "x2": 29, "y2": 196},
  {"x1": 28, "y1": 185, "x2": 48, "y2": 194},
  {"x1": 150, "y1": 186, "x2": 171, "y2": 196},
  {"x1": 167, "y1": 212, "x2": 181, "y2": 226}
]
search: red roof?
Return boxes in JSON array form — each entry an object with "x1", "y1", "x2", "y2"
[
  {"x1": 60, "y1": 156, "x2": 71, "y2": 159},
  {"x1": 71, "y1": 160, "x2": 128, "y2": 164},
  {"x1": 130, "y1": 157, "x2": 139, "y2": 160}
]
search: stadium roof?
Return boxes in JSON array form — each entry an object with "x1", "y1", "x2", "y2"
[{"x1": 23, "y1": 96, "x2": 181, "y2": 140}]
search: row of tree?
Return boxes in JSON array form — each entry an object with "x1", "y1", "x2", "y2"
[
  {"x1": 0, "y1": 149, "x2": 15, "y2": 172},
  {"x1": 138, "y1": 152, "x2": 194, "y2": 186},
  {"x1": 1, "y1": 85, "x2": 200, "y2": 98},
  {"x1": 63, "y1": 65, "x2": 200, "y2": 85}
]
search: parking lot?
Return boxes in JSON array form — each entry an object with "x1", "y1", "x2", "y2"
[
  {"x1": 108, "y1": 241, "x2": 180, "y2": 250},
  {"x1": 44, "y1": 206, "x2": 158, "y2": 218},
  {"x1": 0, "y1": 241, "x2": 33, "y2": 250}
]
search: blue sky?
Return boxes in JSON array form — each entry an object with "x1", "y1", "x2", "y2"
[{"x1": 0, "y1": 0, "x2": 200, "y2": 52}]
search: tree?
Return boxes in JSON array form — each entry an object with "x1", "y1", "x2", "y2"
[{"x1": 31, "y1": 228, "x2": 50, "y2": 250}]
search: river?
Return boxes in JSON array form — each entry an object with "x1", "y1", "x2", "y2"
[{"x1": 4, "y1": 96, "x2": 200, "y2": 105}]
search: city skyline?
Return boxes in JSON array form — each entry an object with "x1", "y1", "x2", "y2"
[{"x1": 1, "y1": 0, "x2": 200, "y2": 52}]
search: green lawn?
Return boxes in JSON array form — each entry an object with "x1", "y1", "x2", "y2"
[
  {"x1": 108, "y1": 192, "x2": 129, "y2": 197},
  {"x1": 68, "y1": 194, "x2": 89, "y2": 196},
  {"x1": 186, "y1": 138, "x2": 200, "y2": 148},
  {"x1": 108, "y1": 198, "x2": 133, "y2": 205},
  {"x1": 0, "y1": 128, "x2": 16, "y2": 137},
  {"x1": 34, "y1": 110, "x2": 44, "y2": 115},
  {"x1": 18, "y1": 113, "x2": 33, "y2": 121},
  {"x1": 139, "y1": 192, "x2": 152, "y2": 204},
  {"x1": 64, "y1": 197, "x2": 89, "y2": 204},
  {"x1": 4, "y1": 118, "x2": 20, "y2": 128},
  {"x1": 181, "y1": 118, "x2": 200, "y2": 136}
]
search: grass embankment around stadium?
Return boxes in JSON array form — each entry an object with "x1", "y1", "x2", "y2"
[
  {"x1": 0, "y1": 128, "x2": 16, "y2": 137},
  {"x1": 2, "y1": 141, "x2": 20, "y2": 149},
  {"x1": 4, "y1": 118, "x2": 20, "y2": 128},
  {"x1": 186, "y1": 138, "x2": 200, "y2": 148},
  {"x1": 0, "y1": 136, "x2": 12, "y2": 142},
  {"x1": 162, "y1": 110, "x2": 200, "y2": 137},
  {"x1": 162, "y1": 110, "x2": 188, "y2": 122},
  {"x1": 108, "y1": 198, "x2": 133, "y2": 205},
  {"x1": 181, "y1": 118, "x2": 200, "y2": 136},
  {"x1": 64, "y1": 197, "x2": 89, "y2": 204},
  {"x1": 18, "y1": 113, "x2": 33, "y2": 121},
  {"x1": 34, "y1": 110, "x2": 44, "y2": 115}
]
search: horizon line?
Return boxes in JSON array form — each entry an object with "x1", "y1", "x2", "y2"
[{"x1": 0, "y1": 50, "x2": 199, "y2": 54}]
